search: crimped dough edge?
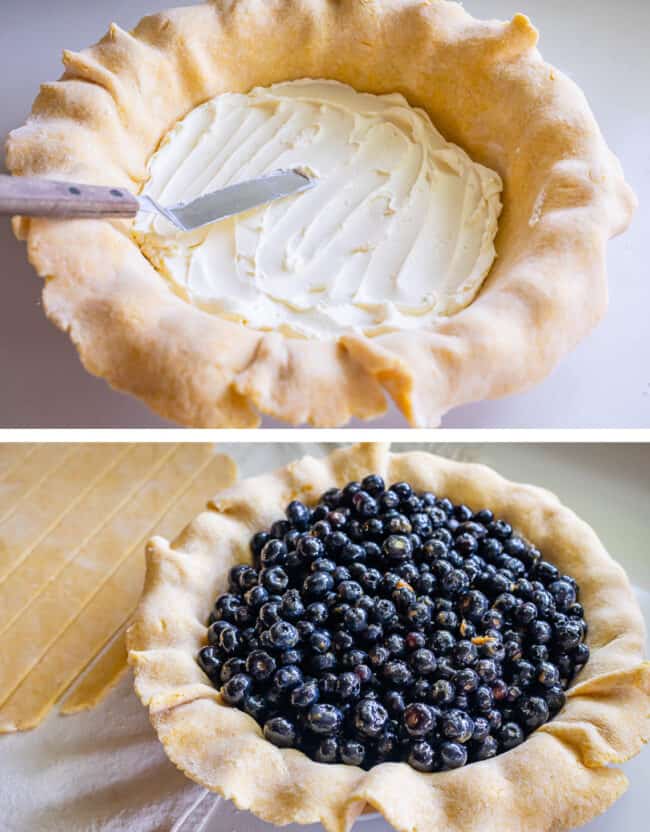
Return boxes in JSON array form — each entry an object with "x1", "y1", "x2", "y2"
[
  {"x1": 6, "y1": 0, "x2": 637, "y2": 427},
  {"x1": 128, "y1": 444, "x2": 650, "y2": 832}
]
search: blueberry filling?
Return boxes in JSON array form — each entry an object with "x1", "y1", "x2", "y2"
[{"x1": 198, "y1": 476, "x2": 589, "y2": 771}]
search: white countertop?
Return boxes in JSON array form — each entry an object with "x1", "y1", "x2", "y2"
[
  {"x1": 2, "y1": 442, "x2": 649, "y2": 831},
  {"x1": 1, "y1": 0, "x2": 648, "y2": 428}
]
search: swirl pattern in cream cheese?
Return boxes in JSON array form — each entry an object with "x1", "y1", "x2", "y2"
[{"x1": 133, "y1": 80, "x2": 502, "y2": 338}]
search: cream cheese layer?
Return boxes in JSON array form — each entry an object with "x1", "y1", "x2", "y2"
[{"x1": 133, "y1": 80, "x2": 502, "y2": 338}]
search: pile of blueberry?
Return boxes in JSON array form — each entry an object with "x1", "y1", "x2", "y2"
[{"x1": 197, "y1": 476, "x2": 589, "y2": 771}]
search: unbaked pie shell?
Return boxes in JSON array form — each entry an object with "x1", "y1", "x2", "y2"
[
  {"x1": 6, "y1": 0, "x2": 636, "y2": 427},
  {"x1": 128, "y1": 444, "x2": 650, "y2": 832}
]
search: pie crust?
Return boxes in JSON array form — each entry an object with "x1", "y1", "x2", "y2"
[
  {"x1": 6, "y1": 0, "x2": 636, "y2": 427},
  {"x1": 128, "y1": 444, "x2": 650, "y2": 832}
]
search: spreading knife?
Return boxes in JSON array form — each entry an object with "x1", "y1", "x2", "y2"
[{"x1": 0, "y1": 168, "x2": 315, "y2": 231}]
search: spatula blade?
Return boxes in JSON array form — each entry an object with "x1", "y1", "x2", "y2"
[{"x1": 164, "y1": 169, "x2": 315, "y2": 231}]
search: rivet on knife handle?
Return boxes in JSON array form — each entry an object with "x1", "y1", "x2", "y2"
[{"x1": 0, "y1": 174, "x2": 140, "y2": 219}]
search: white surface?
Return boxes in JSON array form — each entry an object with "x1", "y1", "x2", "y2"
[
  {"x1": 0, "y1": 0, "x2": 649, "y2": 427},
  {"x1": 2, "y1": 443, "x2": 649, "y2": 831}
]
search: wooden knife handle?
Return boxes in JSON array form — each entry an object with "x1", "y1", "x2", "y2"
[{"x1": 0, "y1": 174, "x2": 140, "y2": 219}]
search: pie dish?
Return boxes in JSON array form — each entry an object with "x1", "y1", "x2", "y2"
[
  {"x1": 128, "y1": 444, "x2": 650, "y2": 831},
  {"x1": 6, "y1": 0, "x2": 636, "y2": 427}
]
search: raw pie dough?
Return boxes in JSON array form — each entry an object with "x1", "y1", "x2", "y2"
[
  {"x1": 7, "y1": 0, "x2": 636, "y2": 426},
  {"x1": 129, "y1": 444, "x2": 650, "y2": 832},
  {"x1": 133, "y1": 80, "x2": 503, "y2": 338},
  {"x1": 0, "y1": 443, "x2": 236, "y2": 732}
]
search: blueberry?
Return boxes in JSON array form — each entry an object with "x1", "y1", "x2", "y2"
[
  {"x1": 333, "y1": 566, "x2": 352, "y2": 584},
  {"x1": 343, "y1": 607, "x2": 368, "y2": 633},
  {"x1": 207, "y1": 619, "x2": 231, "y2": 645},
  {"x1": 197, "y1": 645, "x2": 222, "y2": 681},
  {"x1": 545, "y1": 685, "x2": 567, "y2": 713},
  {"x1": 404, "y1": 703, "x2": 436, "y2": 737},
  {"x1": 309, "y1": 629, "x2": 332, "y2": 654},
  {"x1": 358, "y1": 474, "x2": 383, "y2": 496},
  {"x1": 453, "y1": 640, "x2": 478, "y2": 667},
  {"x1": 536, "y1": 661, "x2": 560, "y2": 688},
  {"x1": 369, "y1": 645, "x2": 391, "y2": 669},
  {"x1": 354, "y1": 698, "x2": 388, "y2": 738},
  {"x1": 382, "y1": 535, "x2": 413, "y2": 562},
  {"x1": 341, "y1": 649, "x2": 368, "y2": 669},
  {"x1": 245, "y1": 650, "x2": 277, "y2": 681},
  {"x1": 518, "y1": 695, "x2": 550, "y2": 729},
  {"x1": 214, "y1": 593, "x2": 241, "y2": 622},
  {"x1": 318, "y1": 672, "x2": 338, "y2": 697},
  {"x1": 270, "y1": 520, "x2": 291, "y2": 540},
  {"x1": 260, "y1": 566, "x2": 289, "y2": 594},
  {"x1": 219, "y1": 657, "x2": 246, "y2": 684},
  {"x1": 515, "y1": 602, "x2": 538, "y2": 625},
  {"x1": 499, "y1": 722, "x2": 525, "y2": 749},
  {"x1": 258, "y1": 601, "x2": 282, "y2": 627},
  {"x1": 442, "y1": 568, "x2": 470, "y2": 595},
  {"x1": 341, "y1": 739, "x2": 366, "y2": 766},
  {"x1": 310, "y1": 652, "x2": 337, "y2": 673},
  {"x1": 263, "y1": 716, "x2": 296, "y2": 748},
  {"x1": 342, "y1": 482, "x2": 363, "y2": 506},
  {"x1": 459, "y1": 590, "x2": 489, "y2": 622},
  {"x1": 440, "y1": 741, "x2": 468, "y2": 769},
  {"x1": 340, "y1": 543, "x2": 366, "y2": 565},
  {"x1": 337, "y1": 671, "x2": 362, "y2": 701},
  {"x1": 535, "y1": 560, "x2": 560, "y2": 584},
  {"x1": 382, "y1": 660, "x2": 413, "y2": 689},
  {"x1": 278, "y1": 589, "x2": 304, "y2": 621},
  {"x1": 305, "y1": 602, "x2": 329, "y2": 625},
  {"x1": 308, "y1": 703, "x2": 343, "y2": 736},
  {"x1": 243, "y1": 692, "x2": 267, "y2": 722},
  {"x1": 428, "y1": 679, "x2": 454, "y2": 706},
  {"x1": 406, "y1": 601, "x2": 432, "y2": 628},
  {"x1": 244, "y1": 585, "x2": 269, "y2": 609},
  {"x1": 221, "y1": 673, "x2": 252, "y2": 705},
  {"x1": 333, "y1": 630, "x2": 355, "y2": 652},
  {"x1": 303, "y1": 571, "x2": 335, "y2": 599},
  {"x1": 352, "y1": 490, "x2": 379, "y2": 518},
  {"x1": 411, "y1": 648, "x2": 437, "y2": 676},
  {"x1": 555, "y1": 620, "x2": 583, "y2": 651},
  {"x1": 296, "y1": 536, "x2": 325, "y2": 563},
  {"x1": 286, "y1": 500, "x2": 311, "y2": 530},
  {"x1": 476, "y1": 659, "x2": 499, "y2": 684},
  {"x1": 250, "y1": 531, "x2": 271, "y2": 558},
  {"x1": 290, "y1": 679, "x2": 320, "y2": 709},
  {"x1": 315, "y1": 736, "x2": 340, "y2": 763},
  {"x1": 279, "y1": 648, "x2": 303, "y2": 666},
  {"x1": 391, "y1": 482, "x2": 413, "y2": 500},
  {"x1": 219, "y1": 624, "x2": 242, "y2": 656},
  {"x1": 431, "y1": 630, "x2": 456, "y2": 655},
  {"x1": 392, "y1": 586, "x2": 417, "y2": 613},
  {"x1": 408, "y1": 740, "x2": 436, "y2": 771},
  {"x1": 441, "y1": 709, "x2": 474, "y2": 743},
  {"x1": 260, "y1": 539, "x2": 288, "y2": 567},
  {"x1": 456, "y1": 668, "x2": 479, "y2": 693},
  {"x1": 268, "y1": 621, "x2": 299, "y2": 650},
  {"x1": 473, "y1": 735, "x2": 498, "y2": 761},
  {"x1": 337, "y1": 580, "x2": 363, "y2": 603},
  {"x1": 272, "y1": 664, "x2": 303, "y2": 692},
  {"x1": 574, "y1": 642, "x2": 590, "y2": 667},
  {"x1": 321, "y1": 488, "x2": 343, "y2": 508}
]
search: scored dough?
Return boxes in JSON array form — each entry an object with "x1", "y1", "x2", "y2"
[{"x1": 0, "y1": 444, "x2": 237, "y2": 732}]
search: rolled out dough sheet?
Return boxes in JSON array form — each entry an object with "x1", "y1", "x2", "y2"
[{"x1": 0, "y1": 443, "x2": 237, "y2": 732}]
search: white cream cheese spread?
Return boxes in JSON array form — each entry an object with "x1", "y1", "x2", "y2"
[{"x1": 133, "y1": 80, "x2": 502, "y2": 338}]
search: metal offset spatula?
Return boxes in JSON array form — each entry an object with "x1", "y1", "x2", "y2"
[{"x1": 0, "y1": 168, "x2": 315, "y2": 230}]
